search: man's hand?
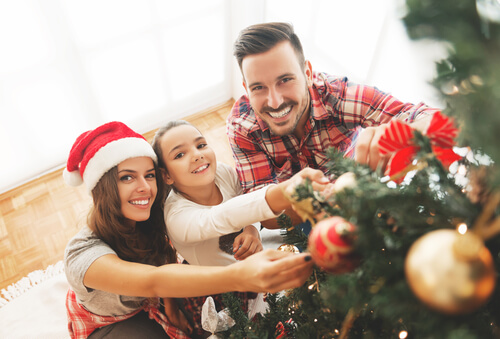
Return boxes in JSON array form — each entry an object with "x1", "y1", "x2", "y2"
[
  {"x1": 355, "y1": 116, "x2": 432, "y2": 172},
  {"x1": 354, "y1": 124, "x2": 390, "y2": 171}
]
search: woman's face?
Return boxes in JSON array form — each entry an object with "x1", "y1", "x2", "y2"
[
  {"x1": 159, "y1": 124, "x2": 217, "y2": 192},
  {"x1": 116, "y1": 156, "x2": 157, "y2": 225}
]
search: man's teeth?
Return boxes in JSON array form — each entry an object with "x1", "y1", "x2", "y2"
[
  {"x1": 269, "y1": 106, "x2": 291, "y2": 118},
  {"x1": 130, "y1": 199, "x2": 148, "y2": 205},
  {"x1": 193, "y1": 164, "x2": 209, "y2": 173}
]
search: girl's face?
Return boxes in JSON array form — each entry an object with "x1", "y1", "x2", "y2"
[
  {"x1": 117, "y1": 156, "x2": 157, "y2": 226},
  {"x1": 159, "y1": 124, "x2": 217, "y2": 192}
]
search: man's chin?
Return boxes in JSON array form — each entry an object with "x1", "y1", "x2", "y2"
[{"x1": 268, "y1": 123, "x2": 294, "y2": 136}]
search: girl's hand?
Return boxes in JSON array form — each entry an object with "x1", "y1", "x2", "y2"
[
  {"x1": 162, "y1": 297, "x2": 193, "y2": 336},
  {"x1": 233, "y1": 225, "x2": 263, "y2": 260}
]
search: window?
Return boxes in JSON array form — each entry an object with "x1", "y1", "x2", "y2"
[{"x1": 0, "y1": 0, "x2": 229, "y2": 193}]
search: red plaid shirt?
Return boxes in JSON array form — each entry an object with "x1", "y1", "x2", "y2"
[
  {"x1": 227, "y1": 72, "x2": 440, "y2": 193},
  {"x1": 66, "y1": 289, "x2": 190, "y2": 339}
]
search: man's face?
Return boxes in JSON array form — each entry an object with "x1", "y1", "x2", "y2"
[{"x1": 242, "y1": 41, "x2": 313, "y2": 138}]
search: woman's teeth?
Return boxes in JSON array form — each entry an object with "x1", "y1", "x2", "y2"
[{"x1": 130, "y1": 199, "x2": 148, "y2": 205}]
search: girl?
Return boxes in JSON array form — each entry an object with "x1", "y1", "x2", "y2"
[
  {"x1": 63, "y1": 121, "x2": 314, "y2": 339},
  {"x1": 151, "y1": 120, "x2": 329, "y2": 335},
  {"x1": 152, "y1": 120, "x2": 329, "y2": 266}
]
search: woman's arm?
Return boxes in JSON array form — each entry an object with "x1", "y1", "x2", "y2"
[{"x1": 83, "y1": 249, "x2": 313, "y2": 298}]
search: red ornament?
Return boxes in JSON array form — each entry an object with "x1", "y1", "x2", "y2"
[
  {"x1": 378, "y1": 112, "x2": 462, "y2": 183},
  {"x1": 308, "y1": 216, "x2": 359, "y2": 273}
]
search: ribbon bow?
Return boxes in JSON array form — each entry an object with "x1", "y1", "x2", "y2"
[
  {"x1": 378, "y1": 112, "x2": 462, "y2": 183},
  {"x1": 201, "y1": 296, "x2": 235, "y2": 339}
]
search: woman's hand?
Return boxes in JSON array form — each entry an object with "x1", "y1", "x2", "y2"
[
  {"x1": 233, "y1": 249, "x2": 314, "y2": 293},
  {"x1": 233, "y1": 225, "x2": 263, "y2": 260}
]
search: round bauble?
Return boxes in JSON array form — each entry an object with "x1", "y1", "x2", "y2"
[
  {"x1": 405, "y1": 229, "x2": 496, "y2": 315},
  {"x1": 277, "y1": 244, "x2": 300, "y2": 254},
  {"x1": 333, "y1": 172, "x2": 357, "y2": 192},
  {"x1": 308, "y1": 216, "x2": 359, "y2": 273}
]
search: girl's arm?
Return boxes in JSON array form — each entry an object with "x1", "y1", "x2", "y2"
[
  {"x1": 264, "y1": 167, "x2": 330, "y2": 214},
  {"x1": 168, "y1": 168, "x2": 329, "y2": 244},
  {"x1": 83, "y1": 249, "x2": 313, "y2": 298}
]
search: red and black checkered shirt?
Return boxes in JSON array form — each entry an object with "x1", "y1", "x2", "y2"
[{"x1": 227, "y1": 72, "x2": 440, "y2": 193}]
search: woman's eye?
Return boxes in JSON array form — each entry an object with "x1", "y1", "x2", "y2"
[
  {"x1": 146, "y1": 173, "x2": 156, "y2": 179},
  {"x1": 198, "y1": 143, "x2": 207, "y2": 149},
  {"x1": 120, "y1": 175, "x2": 133, "y2": 182}
]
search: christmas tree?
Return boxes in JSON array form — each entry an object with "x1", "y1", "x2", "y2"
[{"x1": 221, "y1": 1, "x2": 500, "y2": 338}]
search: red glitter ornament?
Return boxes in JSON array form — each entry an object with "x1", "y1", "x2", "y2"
[{"x1": 308, "y1": 216, "x2": 359, "y2": 273}]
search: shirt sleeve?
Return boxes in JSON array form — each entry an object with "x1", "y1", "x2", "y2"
[
  {"x1": 323, "y1": 75, "x2": 439, "y2": 128},
  {"x1": 166, "y1": 185, "x2": 280, "y2": 245},
  {"x1": 227, "y1": 99, "x2": 278, "y2": 193}
]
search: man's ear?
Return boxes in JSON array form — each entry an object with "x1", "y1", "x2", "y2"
[
  {"x1": 304, "y1": 60, "x2": 313, "y2": 87},
  {"x1": 161, "y1": 168, "x2": 174, "y2": 185}
]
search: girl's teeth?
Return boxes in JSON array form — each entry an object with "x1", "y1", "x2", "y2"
[{"x1": 193, "y1": 164, "x2": 208, "y2": 173}]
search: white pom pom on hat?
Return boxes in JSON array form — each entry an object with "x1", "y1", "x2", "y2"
[{"x1": 63, "y1": 121, "x2": 157, "y2": 194}]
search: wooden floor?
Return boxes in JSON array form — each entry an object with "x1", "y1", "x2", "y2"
[{"x1": 0, "y1": 100, "x2": 234, "y2": 291}]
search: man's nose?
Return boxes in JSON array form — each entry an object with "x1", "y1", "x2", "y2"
[{"x1": 267, "y1": 87, "x2": 284, "y2": 109}]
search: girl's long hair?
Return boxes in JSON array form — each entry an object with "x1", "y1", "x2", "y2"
[{"x1": 88, "y1": 162, "x2": 176, "y2": 266}]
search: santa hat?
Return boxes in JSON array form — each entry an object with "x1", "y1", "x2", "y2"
[{"x1": 63, "y1": 121, "x2": 157, "y2": 194}]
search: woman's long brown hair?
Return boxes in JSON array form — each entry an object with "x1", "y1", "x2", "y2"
[{"x1": 88, "y1": 162, "x2": 176, "y2": 266}]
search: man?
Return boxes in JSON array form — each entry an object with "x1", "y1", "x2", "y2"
[{"x1": 227, "y1": 22, "x2": 438, "y2": 229}]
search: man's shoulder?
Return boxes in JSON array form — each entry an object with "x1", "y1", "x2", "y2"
[
  {"x1": 312, "y1": 72, "x2": 347, "y2": 92},
  {"x1": 227, "y1": 96, "x2": 260, "y2": 135}
]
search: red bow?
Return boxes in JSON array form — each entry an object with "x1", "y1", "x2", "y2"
[
  {"x1": 378, "y1": 112, "x2": 462, "y2": 183},
  {"x1": 275, "y1": 318, "x2": 295, "y2": 338}
]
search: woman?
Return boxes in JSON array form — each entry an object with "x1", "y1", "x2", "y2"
[{"x1": 63, "y1": 121, "x2": 314, "y2": 339}]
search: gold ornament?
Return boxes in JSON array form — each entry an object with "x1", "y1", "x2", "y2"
[
  {"x1": 277, "y1": 244, "x2": 300, "y2": 253},
  {"x1": 405, "y1": 229, "x2": 496, "y2": 314}
]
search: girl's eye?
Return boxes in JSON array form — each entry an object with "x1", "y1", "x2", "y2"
[
  {"x1": 146, "y1": 173, "x2": 156, "y2": 179},
  {"x1": 197, "y1": 143, "x2": 207, "y2": 149},
  {"x1": 174, "y1": 152, "x2": 184, "y2": 159}
]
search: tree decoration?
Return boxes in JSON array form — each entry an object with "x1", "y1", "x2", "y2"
[
  {"x1": 277, "y1": 244, "x2": 300, "y2": 253},
  {"x1": 307, "y1": 216, "x2": 359, "y2": 273},
  {"x1": 378, "y1": 111, "x2": 462, "y2": 183},
  {"x1": 405, "y1": 229, "x2": 496, "y2": 314}
]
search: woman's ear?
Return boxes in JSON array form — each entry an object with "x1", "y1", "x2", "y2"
[{"x1": 161, "y1": 168, "x2": 174, "y2": 185}]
